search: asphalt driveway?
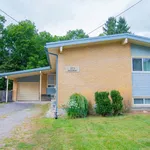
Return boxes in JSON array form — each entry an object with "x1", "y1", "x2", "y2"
[{"x1": 0, "y1": 102, "x2": 42, "y2": 142}]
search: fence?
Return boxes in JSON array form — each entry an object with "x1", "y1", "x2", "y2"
[{"x1": 0, "y1": 90, "x2": 12, "y2": 102}]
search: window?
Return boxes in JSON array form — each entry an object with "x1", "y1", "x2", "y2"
[
  {"x1": 134, "y1": 98, "x2": 150, "y2": 104},
  {"x1": 134, "y1": 98, "x2": 143, "y2": 104},
  {"x1": 133, "y1": 58, "x2": 142, "y2": 71},
  {"x1": 143, "y1": 59, "x2": 150, "y2": 71},
  {"x1": 48, "y1": 74, "x2": 56, "y2": 87},
  {"x1": 145, "y1": 99, "x2": 150, "y2": 104},
  {"x1": 132, "y1": 58, "x2": 150, "y2": 71}
]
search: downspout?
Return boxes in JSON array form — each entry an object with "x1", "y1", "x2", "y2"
[{"x1": 45, "y1": 48, "x2": 58, "y2": 119}]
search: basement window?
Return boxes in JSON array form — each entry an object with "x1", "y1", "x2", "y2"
[
  {"x1": 134, "y1": 98, "x2": 143, "y2": 104},
  {"x1": 134, "y1": 98, "x2": 150, "y2": 104},
  {"x1": 145, "y1": 99, "x2": 150, "y2": 104}
]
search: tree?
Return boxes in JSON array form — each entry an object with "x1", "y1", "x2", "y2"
[
  {"x1": 99, "y1": 33, "x2": 105, "y2": 36},
  {"x1": 103, "y1": 17, "x2": 117, "y2": 35},
  {"x1": 27, "y1": 31, "x2": 54, "y2": 69},
  {"x1": 116, "y1": 17, "x2": 130, "y2": 34},
  {"x1": 0, "y1": 15, "x2": 13, "y2": 90},
  {"x1": 102, "y1": 17, "x2": 130, "y2": 35},
  {"x1": 0, "y1": 15, "x2": 6, "y2": 35},
  {"x1": 4, "y1": 20, "x2": 38, "y2": 71},
  {"x1": 65, "y1": 29, "x2": 89, "y2": 40},
  {"x1": 0, "y1": 15, "x2": 7, "y2": 71}
]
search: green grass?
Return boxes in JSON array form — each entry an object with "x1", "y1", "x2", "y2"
[{"x1": 2, "y1": 114, "x2": 150, "y2": 150}]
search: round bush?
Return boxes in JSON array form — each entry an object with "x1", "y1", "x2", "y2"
[
  {"x1": 110, "y1": 90, "x2": 123, "y2": 115},
  {"x1": 95, "y1": 91, "x2": 112, "y2": 116},
  {"x1": 66, "y1": 93, "x2": 88, "y2": 118}
]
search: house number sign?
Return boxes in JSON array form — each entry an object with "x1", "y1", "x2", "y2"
[{"x1": 65, "y1": 66, "x2": 80, "y2": 72}]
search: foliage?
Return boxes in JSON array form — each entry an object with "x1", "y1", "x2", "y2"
[
  {"x1": 0, "y1": 78, "x2": 6, "y2": 90},
  {"x1": 95, "y1": 91, "x2": 112, "y2": 116},
  {"x1": 102, "y1": 16, "x2": 130, "y2": 35},
  {"x1": 103, "y1": 17, "x2": 117, "y2": 35},
  {"x1": 110, "y1": 90, "x2": 123, "y2": 115},
  {"x1": 66, "y1": 93, "x2": 88, "y2": 118},
  {"x1": 65, "y1": 29, "x2": 89, "y2": 40},
  {"x1": 26, "y1": 31, "x2": 53, "y2": 69},
  {"x1": 117, "y1": 17, "x2": 131, "y2": 34},
  {"x1": 0, "y1": 15, "x2": 8, "y2": 72},
  {"x1": 4, "y1": 20, "x2": 38, "y2": 70}
]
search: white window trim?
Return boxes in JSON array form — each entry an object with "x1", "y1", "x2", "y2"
[{"x1": 132, "y1": 57, "x2": 150, "y2": 73}]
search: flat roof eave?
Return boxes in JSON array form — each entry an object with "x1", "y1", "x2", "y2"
[
  {"x1": 0, "y1": 66, "x2": 51, "y2": 78},
  {"x1": 45, "y1": 33, "x2": 150, "y2": 49}
]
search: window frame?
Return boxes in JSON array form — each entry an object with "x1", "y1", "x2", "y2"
[
  {"x1": 133, "y1": 98, "x2": 150, "y2": 105},
  {"x1": 132, "y1": 57, "x2": 150, "y2": 73},
  {"x1": 47, "y1": 74, "x2": 56, "y2": 88}
]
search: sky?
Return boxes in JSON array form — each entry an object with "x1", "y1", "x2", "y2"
[{"x1": 1, "y1": 0, "x2": 150, "y2": 37}]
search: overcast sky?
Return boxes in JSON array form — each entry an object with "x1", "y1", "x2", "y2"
[{"x1": 1, "y1": 0, "x2": 150, "y2": 37}]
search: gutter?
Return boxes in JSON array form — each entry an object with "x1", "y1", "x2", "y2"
[{"x1": 45, "y1": 47, "x2": 58, "y2": 119}]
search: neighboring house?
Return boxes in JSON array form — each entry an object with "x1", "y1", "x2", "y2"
[{"x1": 0, "y1": 33, "x2": 150, "y2": 108}]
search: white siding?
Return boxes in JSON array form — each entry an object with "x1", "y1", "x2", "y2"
[{"x1": 132, "y1": 73, "x2": 150, "y2": 97}]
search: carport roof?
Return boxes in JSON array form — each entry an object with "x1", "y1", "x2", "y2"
[{"x1": 0, "y1": 66, "x2": 50, "y2": 77}]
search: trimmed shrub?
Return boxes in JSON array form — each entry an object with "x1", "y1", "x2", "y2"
[
  {"x1": 110, "y1": 90, "x2": 123, "y2": 115},
  {"x1": 66, "y1": 93, "x2": 88, "y2": 118},
  {"x1": 95, "y1": 92, "x2": 112, "y2": 116}
]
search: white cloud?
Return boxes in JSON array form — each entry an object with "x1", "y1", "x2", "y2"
[{"x1": 1, "y1": 0, "x2": 150, "y2": 37}]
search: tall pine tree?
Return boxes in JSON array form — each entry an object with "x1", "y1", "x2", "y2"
[
  {"x1": 103, "y1": 17, "x2": 117, "y2": 35},
  {"x1": 102, "y1": 17, "x2": 130, "y2": 35},
  {"x1": 116, "y1": 17, "x2": 130, "y2": 34}
]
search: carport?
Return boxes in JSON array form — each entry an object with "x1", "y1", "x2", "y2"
[{"x1": 0, "y1": 66, "x2": 56, "y2": 102}]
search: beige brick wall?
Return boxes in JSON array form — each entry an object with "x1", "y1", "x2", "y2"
[{"x1": 57, "y1": 42, "x2": 132, "y2": 106}]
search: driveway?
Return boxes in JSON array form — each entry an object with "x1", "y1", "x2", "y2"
[{"x1": 0, "y1": 102, "x2": 44, "y2": 142}]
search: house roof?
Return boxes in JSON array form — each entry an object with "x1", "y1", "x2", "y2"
[
  {"x1": 0, "y1": 66, "x2": 50, "y2": 77},
  {"x1": 45, "y1": 33, "x2": 150, "y2": 48}
]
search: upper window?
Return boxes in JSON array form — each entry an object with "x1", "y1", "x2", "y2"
[
  {"x1": 133, "y1": 58, "x2": 142, "y2": 71},
  {"x1": 143, "y1": 59, "x2": 150, "y2": 71},
  {"x1": 132, "y1": 58, "x2": 150, "y2": 71}
]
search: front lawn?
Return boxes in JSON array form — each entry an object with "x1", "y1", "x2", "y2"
[{"x1": 2, "y1": 114, "x2": 150, "y2": 150}]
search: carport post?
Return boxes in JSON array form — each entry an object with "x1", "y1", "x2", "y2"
[
  {"x1": 40, "y1": 71, "x2": 42, "y2": 101},
  {"x1": 5, "y1": 76, "x2": 9, "y2": 103}
]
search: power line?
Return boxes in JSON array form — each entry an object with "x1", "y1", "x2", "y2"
[
  {"x1": 87, "y1": 0, "x2": 144, "y2": 35},
  {"x1": 0, "y1": 8, "x2": 19, "y2": 23}
]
